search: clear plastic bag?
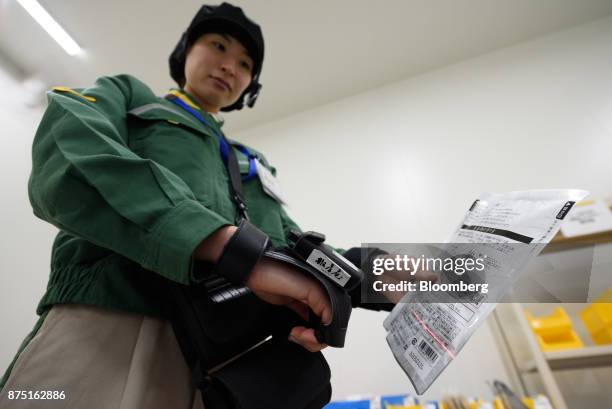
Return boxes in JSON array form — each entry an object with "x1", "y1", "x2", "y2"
[{"x1": 383, "y1": 189, "x2": 588, "y2": 394}]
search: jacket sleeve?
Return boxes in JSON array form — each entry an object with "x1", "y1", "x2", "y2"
[
  {"x1": 342, "y1": 247, "x2": 393, "y2": 312},
  {"x1": 28, "y1": 75, "x2": 232, "y2": 284},
  {"x1": 279, "y1": 206, "x2": 302, "y2": 238}
]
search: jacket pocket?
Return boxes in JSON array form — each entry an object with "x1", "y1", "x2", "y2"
[{"x1": 126, "y1": 112, "x2": 225, "y2": 209}]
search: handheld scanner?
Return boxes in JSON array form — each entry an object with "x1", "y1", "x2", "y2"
[{"x1": 287, "y1": 230, "x2": 364, "y2": 292}]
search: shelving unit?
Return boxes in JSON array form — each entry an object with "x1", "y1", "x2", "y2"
[
  {"x1": 522, "y1": 344, "x2": 612, "y2": 372},
  {"x1": 489, "y1": 218, "x2": 612, "y2": 409},
  {"x1": 492, "y1": 303, "x2": 612, "y2": 409}
]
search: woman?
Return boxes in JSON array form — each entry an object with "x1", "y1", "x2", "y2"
[{"x1": 0, "y1": 3, "x2": 341, "y2": 408}]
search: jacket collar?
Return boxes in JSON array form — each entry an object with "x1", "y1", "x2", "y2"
[{"x1": 167, "y1": 88, "x2": 225, "y2": 128}]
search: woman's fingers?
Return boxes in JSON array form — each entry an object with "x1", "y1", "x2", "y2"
[
  {"x1": 288, "y1": 326, "x2": 328, "y2": 352},
  {"x1": 286, "y1": 299, "x2": 310, "y2": 322},
  {"x1": 274, "y1": 266, "x2": 331, "y2": 325},
  {"x1": 247, "y1": 259, "x2": 332, "y2": 326},
  {"x1": 413, "y1": 269, "x2": 439, "y2": 283},
  {"x1": 303, "y1": 282, "x2": 332, "y2": 325},
  {"x1": 379, "y1": 273, "x2": 407, "y2": 304}
]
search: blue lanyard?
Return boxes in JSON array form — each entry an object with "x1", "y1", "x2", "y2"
[{"x1": 168, "y1": 96, "x2": 257, "y2": 181}]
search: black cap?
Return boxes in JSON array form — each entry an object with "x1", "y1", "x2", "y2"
[{"x1": 169, "y1": 3, "x2": 264, "y2": 111}]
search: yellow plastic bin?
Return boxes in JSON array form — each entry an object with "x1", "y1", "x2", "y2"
[
  {"x1": 525, "y1": 307, "x2": 583, "y2": 351},
  {"x1": 580, "y1": 288, "x2": 612, "y2": 345}
]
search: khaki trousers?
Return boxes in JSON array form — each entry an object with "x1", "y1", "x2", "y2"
[{"x1": 0, "y1": 304, "x2": 205, "y2": 409}]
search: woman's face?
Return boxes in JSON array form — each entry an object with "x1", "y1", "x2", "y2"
[{"x1": 183, "y1": 32, "x2": 254, "y2": 113}]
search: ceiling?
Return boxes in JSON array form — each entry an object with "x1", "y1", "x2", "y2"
[{"x1": 1, "y1": 0, "x2": 612, "y2": 132}]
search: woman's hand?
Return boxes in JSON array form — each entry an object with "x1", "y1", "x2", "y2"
[
  {"x1": 246, "y1": 258, "x2": 331, "y2": 352},
  {"x1": 194, "y1": 225, "x2": 332, "y2": 352},
  {"x1": 373, "y1": 254, "x2": 439, "y2": 304}
]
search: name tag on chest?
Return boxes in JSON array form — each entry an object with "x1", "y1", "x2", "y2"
[{"x1": 255, "y1": 160, "x2": 287, "y2": 205}]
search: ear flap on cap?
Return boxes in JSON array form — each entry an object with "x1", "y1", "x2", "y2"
[
  {"x1": 169, "y1": 32, "x2": 189, "y2": 86},
  {"x1": 220, "y1": 78, "x2": 262, "y2": 112},
  {"x1": 245, "y1": 82, "x2": 262, "y2": 108}
]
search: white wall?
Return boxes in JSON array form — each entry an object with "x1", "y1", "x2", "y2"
[
  {"x1": 0, "y1": 63, "x2": 48, "y2": 376},
  {"x1": 1, "y1": 13, "x2": 611, "y2": 403},
  {"x1": 233, "y1": 16, "x2": 612, "y2": 400}
]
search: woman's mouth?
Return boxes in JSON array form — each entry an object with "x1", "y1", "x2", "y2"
[{"x1": 210, "y1": 76, "x2": 231, "y2": 92}]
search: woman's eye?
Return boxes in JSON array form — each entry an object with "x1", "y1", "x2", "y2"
[
  {"x1": 241, "y1": 61, "x2": 252, "y2": 70},
  {"x1": 212, "y1": 41, "x2": 225, "y2": 51}
]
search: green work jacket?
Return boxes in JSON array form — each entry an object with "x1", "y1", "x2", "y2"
[{"x1": 28, "y1": 74, "x2": 301, "y2": 319}]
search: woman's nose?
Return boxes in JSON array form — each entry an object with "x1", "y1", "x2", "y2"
[{"x1": 220, "y1": 58, "x2": 237, "y2": 76}]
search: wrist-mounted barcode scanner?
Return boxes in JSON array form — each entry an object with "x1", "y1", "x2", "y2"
[{"x1": 205, "y1": 219, "x2": 362, "y2": 347}]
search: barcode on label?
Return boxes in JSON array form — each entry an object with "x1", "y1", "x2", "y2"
[{"x1": 419, "y1": 340, "x2": 439, "y2": 363}]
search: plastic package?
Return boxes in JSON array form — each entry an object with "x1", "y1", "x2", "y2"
[{"x1": 384, "y1": 189, "x2": 589, "y2": 394}]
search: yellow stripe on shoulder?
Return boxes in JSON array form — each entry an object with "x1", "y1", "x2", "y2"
[{"x1": 52, "y1": 86, "x2": 96, "y2": 102}]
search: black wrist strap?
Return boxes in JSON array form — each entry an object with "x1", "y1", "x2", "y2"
[{"x1": 214, "y1": 219, "x2": 269, "y2": 285}]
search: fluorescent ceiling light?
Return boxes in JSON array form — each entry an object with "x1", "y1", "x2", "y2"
[{"x1": 16, "y1": 0, "x2": 82, "y2": 56}]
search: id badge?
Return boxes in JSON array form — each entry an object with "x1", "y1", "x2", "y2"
[{"x1": 255, "y1": 159, "x2": 287, "y2": 205}]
